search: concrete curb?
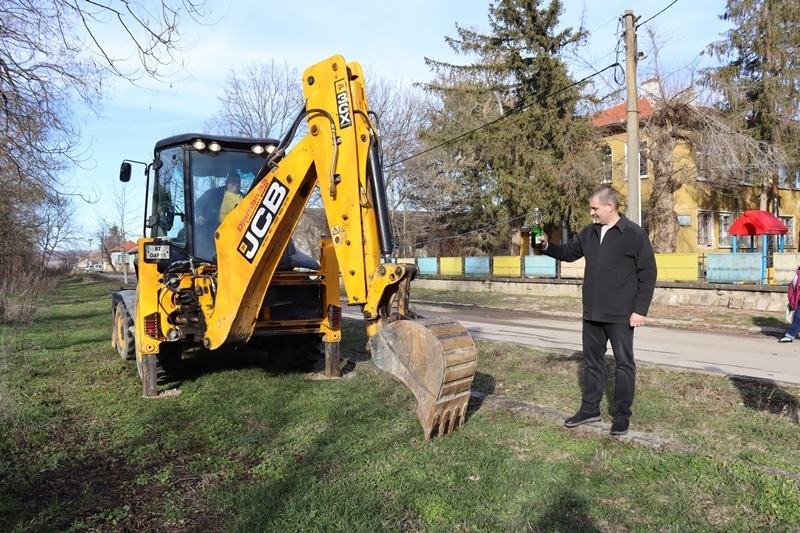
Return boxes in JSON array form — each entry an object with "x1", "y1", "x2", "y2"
[{"x1": 409, "y1": 299, "x2": 786, "y2": 336}]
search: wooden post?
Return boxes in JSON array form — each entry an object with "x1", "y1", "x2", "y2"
[
  {"x1": 325, "y1": 342, "x2": 341, "y2": 378},
  {"x1": 624, "y1": 10, "x2": 641, "y2": 226}
]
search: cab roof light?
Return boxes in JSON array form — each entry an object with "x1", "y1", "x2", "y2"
[
  {"x1": 208, "y1": 141, "x2": 221, "y2": 152},
  {"x1": 192, "y1": 139, "x2": 206, "y2": 151}
]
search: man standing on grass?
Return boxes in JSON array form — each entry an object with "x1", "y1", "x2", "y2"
[{"x1": 536, "y1": 186, "x2": 657, "y2": 436}]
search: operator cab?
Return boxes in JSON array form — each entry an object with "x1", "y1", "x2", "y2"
[{"x1": 131, "y1": 134, "x2": 278, "y2": 264}]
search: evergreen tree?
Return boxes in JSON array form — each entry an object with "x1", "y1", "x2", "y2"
[
  {"x1": 421, "y1": 0, "x2": 601, "y2": 252},
  {"x1": 704, "y1": 0, "x2": 800, "y2": 212}
]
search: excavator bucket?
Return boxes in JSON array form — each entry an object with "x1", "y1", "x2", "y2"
[{"x1": 368, "y1": 317, "x2": 478, "y2": 439}]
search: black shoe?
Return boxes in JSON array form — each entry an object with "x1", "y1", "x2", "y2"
[
  {"x1": 564, "y1": 411, "x2": 601, "y2": 428},
  {"x1": 611, "y1": 416, "x2": 629, "y2": 436}
]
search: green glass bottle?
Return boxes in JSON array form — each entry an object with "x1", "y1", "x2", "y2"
[{"x1": 531, "y1": 208, "x2": 543, "y2": 248}]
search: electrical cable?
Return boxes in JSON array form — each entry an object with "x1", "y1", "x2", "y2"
[
  {"x1": 635, "y1": 0, "x2": 680, "y2": 29},
  {"x1": 390, "y1": 62, "x2": 619, "y2": 168},
  {"x1": 394, "y1": 208, "x2": 542, "y2": 249}
]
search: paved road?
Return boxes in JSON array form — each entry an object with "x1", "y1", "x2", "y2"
[{"x1": 344, "y1": 303, "x2": 800, "y2": 387}]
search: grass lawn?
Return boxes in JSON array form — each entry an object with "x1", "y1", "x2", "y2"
[{"x1": 1, "y1": 275, "x2": 799, "y2": 532}]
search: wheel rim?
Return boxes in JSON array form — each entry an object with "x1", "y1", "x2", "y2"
[{"x1": 116, "y1": 309, "x2": 126, "y2": 358}]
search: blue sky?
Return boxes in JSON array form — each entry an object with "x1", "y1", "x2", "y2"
[{"x1": 72, "y1": 0, "x2": 731, "y2": 240}]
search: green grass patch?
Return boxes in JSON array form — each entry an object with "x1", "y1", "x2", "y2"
[{"x1": 1, "y1": 275, "x2": 799, "y2": 531}]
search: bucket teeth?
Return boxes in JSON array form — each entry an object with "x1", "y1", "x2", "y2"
[
  {"x1": 421, "y1": 397, "x2": 470, "y2": 440},
  {"x1": 368, "y1": 316, "x2": 477, "y2": 440}
]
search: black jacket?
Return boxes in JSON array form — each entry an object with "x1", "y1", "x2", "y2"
[{"x1": 543, "y1": 214, "x2": 657, "y2": 323}]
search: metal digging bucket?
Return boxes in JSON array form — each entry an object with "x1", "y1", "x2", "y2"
[{"x1": 368, "y1": 316, "x2": 478, "y2": 439}]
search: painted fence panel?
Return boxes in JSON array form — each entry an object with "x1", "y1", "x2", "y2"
[
  {"x1": 706, "y1": 253, "x2": 761, "y2": 283},
  {"x1": 439, "y1": 257, "x2": 463, "y2": 276},
  {"x1": 465, "y1": 257, "x2": 491, "y2": 276},
  {"x1": 417, "y1": 257, "x2": 438, "y2": 276},
  {"x1": 559, "y1": 257, "x2": 586, "y2": 279},
  {"x1": 524, "y1": 255, "x2": 557, "y2": 277},
  {"x1": 493, "y1": 256, "x2": 521, "y2": 277},
  {"x1": 655, "y1": 253, "x2": 698, "y2": 282},
  {"x1": 773, "y1": 253, "x2": 800, "y2": 284}
]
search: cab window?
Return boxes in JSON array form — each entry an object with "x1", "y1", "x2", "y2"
[{"x1": 152, "y1": 146, "x2": 187, "y2": 247}]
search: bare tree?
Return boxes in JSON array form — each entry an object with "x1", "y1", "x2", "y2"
[
  {"x1": 0, "y1": 0, "x2": 209, "y2": 283},
  {"x1": 32, "y1": 194, "x2": 80, "y2": 271},
  {"x1": 96, "y1": 183, "x2": 137, "y2": 281},
  {"x1": 205, "y1": 59, "x2": 304, "y2": 138},
  {"x1": 363, "y1": 74, "x2": 447, "y2": 254}
]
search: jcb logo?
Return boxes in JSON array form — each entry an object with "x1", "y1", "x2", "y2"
[
  {"x1": 238, "y1": 178, "x2": 288, "y2": 263},
  {"x1": 335, "y1": 81, "x2": 352, "y2": 129}
]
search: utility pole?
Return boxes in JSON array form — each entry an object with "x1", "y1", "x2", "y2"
[{"x1": 624, "y1": 10, "x2": 641, "y2": 226}]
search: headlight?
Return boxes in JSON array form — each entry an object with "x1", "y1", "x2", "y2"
[
  {"x1": 209, "y1": 141, "x2": 221, "y2": 152},
  {"x1": 251, "y1": 144, "x2": 265, "y2": 155},
  {"x1": 192, "y1": 139, "x2": 206, "y2": 151}
]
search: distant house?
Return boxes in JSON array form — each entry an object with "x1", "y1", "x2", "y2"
[
  {"x1": 77, "y1": 251, "x2": 106, "y2": 271},
  {"x1": 109, "y1": 241, "x2": 138, "y2": 273}
]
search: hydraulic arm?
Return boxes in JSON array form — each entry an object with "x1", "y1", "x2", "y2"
[{"x1": 131, "y1": 55, "x2": 477, "y2": 439}]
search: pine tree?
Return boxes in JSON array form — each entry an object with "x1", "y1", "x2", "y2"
[
  {"x1": 421, "y1": 0, "x2": 601, "y2": 252},
  {"x1": 704, "y1": 0, "x2": 800, "y2": 212}
]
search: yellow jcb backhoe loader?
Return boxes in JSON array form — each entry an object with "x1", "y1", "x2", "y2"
[{"x1": 111, "y1": 55, "x2": 477, "y2": 439}]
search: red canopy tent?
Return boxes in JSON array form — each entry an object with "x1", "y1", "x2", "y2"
[{"x1": 728, "y1": 210, "x2": 787, "y2": 236}]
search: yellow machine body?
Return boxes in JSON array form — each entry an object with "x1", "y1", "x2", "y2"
[{"x1": 112, "y1": 55, "x2": 477, "y2": 439}]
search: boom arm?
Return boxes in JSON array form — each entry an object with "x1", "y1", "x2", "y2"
[
  {"x1": 200, "y1": 55, "x2": 476, "y2": 439},
  {"x1": 203, "y1": 55, "x2": 406, "y2": 348}
]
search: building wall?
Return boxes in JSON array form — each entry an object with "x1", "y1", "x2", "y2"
[{"x1": 601, "y1": 132, "x2": 800, "y2": 253}]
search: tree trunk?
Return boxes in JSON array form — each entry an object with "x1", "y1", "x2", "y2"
[
  {"x1": 650, "y1": 186, "x2": 679, "y2": 253},
  {"x1": 649, "y1": 130, "x2": 680, "y2": 253},
  {"x1": 509, "y1": 220, "x2": 522, "y2": 255}
]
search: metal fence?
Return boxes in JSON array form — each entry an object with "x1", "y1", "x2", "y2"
[{"x1": 396, "y1": 251, "x2": 800, "y2": 285}]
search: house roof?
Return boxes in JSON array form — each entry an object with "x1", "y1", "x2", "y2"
[
  {"x1": 592, "y1": 98, "x2": 654, "y2": 128},
  {"x1": 729, "y1": 210, "x2": 788, "y2": 236},
  {"x1": 109, "y1": 241, "x2": 138, "y2": 253}
]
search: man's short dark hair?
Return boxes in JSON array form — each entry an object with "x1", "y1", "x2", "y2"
[
  {"x1": 591, "y1": 186, "x2": 618, "y2": 210},
  {"x1": 226, "y1": 173, "x2": 240, "y2": 184}
]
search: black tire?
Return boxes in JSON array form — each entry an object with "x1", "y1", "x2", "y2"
[
  {"x1": 156, "y1": 342, "x2": 182, "y2": 384},
  {"x1": 136, "y1": 343, "x2": 182, "y2": 384},
  {"x1": 114, "y1": 301, "x2": 136, "y2": 361}
]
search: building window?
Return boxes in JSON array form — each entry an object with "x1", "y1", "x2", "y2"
[
  {"x1": 779, "y1": 166, "x2": 790, "y2": 189},
  {"x1": 696, "y1": 149, "x2": 709, "y2": 181},
  {"x1": 639, "y1": 140, "x2": 648, "y2": 177},
  {"x1": 698, "y1": 211, "x2": 713, "y2": 247},
  {"x1": 718, "y1": 212, "x2": 732, "y2": 248},
  {"x1": 794, "y1": 169, "x2": 800, "y2": 189},
  {"x1": 600, "y1": 144, "x2": 612, "y2": 183},
  {"x1": 780, "y1": 216, "x2": 796, "y2": 248},
  {"x1": 742, "y1": 167, "x2": 755, "y2": 186}
]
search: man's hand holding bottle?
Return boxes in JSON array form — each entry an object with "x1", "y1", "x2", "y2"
[{"x1": 535, "y1": 233, "x2": 548, "y2": 251}]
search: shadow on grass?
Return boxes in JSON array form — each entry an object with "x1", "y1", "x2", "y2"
[
  {"x1": 529, "y1": 488, "x2": 601, "y2": 532},
  {"x1": 730, "y1": 376, "x2": 800, "y2": 423},
  {"x1": 167, "y1": 343, "x2": 318, "y2": 388},
  {"x1": 753, "y1": 316, "x2": 788, "y2": 329}
]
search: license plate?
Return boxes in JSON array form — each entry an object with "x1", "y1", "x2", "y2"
[{"x1": 145, "y1": 244, "x2": 170, "y2": 260}]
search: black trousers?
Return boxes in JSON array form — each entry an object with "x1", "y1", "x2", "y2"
[{"x1": 580, "y1": 320, "x2": 636, "y2": 419}]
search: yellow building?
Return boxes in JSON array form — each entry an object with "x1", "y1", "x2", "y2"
[{"x1": 594, "y1": 96, "x2": 799, "y2": 253}]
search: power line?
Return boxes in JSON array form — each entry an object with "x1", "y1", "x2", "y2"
[
  {"x1": 391, "y1": 62, "x2": 619, "y2": 168},
  {"x1": 636, "y1": 0, "x2": 680, "y2": 29},
  {"x1": 395, "y1": 209, "x2": 539, "y2": 249}
]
